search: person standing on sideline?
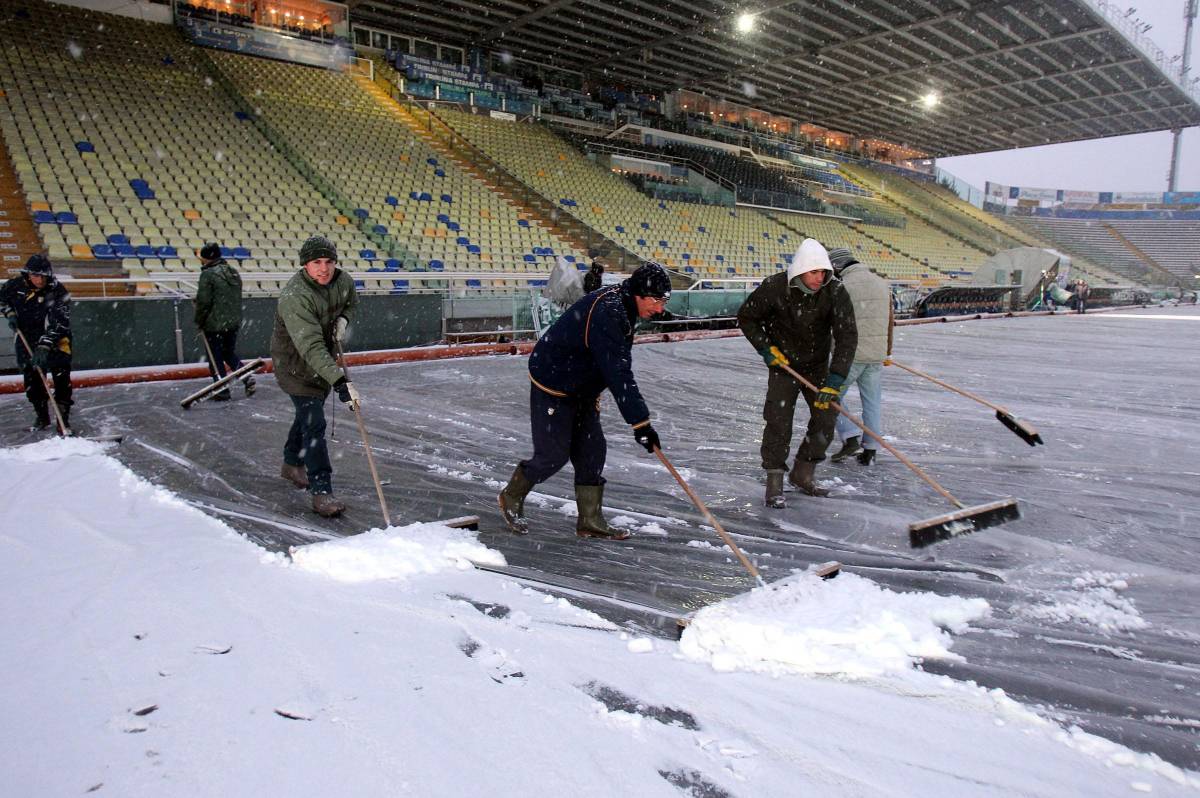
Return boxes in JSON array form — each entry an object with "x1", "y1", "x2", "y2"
[
  {"x1": 825, "y1": 248, "x2": 892, "y2": 466},
  {"x1": 1076, "y1": 279, "x2": 1090, "y2": 314},
  {"x1": 583, "y1": 253, "x2": 605, "y2": 293},
  {"x1": 497, "y1": 262, "x2": 673, "y2": 539},
  {"x1": 194, "y1": 242, "x2": 253, "y2": 400},
  {"x1": 738, "y1": 239, "x2": 856, "y2": 508},
  {"x1": 270, "y1": 236, "x2": 359, "y2": 518},
  {"x1": 0, "y1": 254, "x2": 73, "y2": 431}
]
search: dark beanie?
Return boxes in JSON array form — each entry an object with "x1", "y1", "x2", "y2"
[
  {"x1": 299, "y1": 235, "x2": 338, "y2": 266},
  {"x1": 22, "y1": 253, "x2": 53, "y2": 276},
  {"x1": 199, "y1": 242, "x2": 222, "y2": 261},
  {"x1": 625, "y1": 262, "x2": 672, "y2": 298}
]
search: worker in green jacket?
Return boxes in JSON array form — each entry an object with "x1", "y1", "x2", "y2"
[
  {"x1": 270, "y1": 235, "x2": 360, "y2": 518},
  {"x1": 194, "y1": 242, "x2": 253, "y2": 401}
]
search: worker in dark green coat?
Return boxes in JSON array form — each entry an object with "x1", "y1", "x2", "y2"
[
  {"x1": 194, "y1": 242, "x2": 252, "y2": 400},
  {"x1": 270, "y1": 235, "x2": 359, "y2": 518}
]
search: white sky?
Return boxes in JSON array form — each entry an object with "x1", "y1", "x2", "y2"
[
  {"x1": 3, "y1": 436, "x2": 1197, "y2": 796},
  {"x1": 939, "y1": 1, "x2": 1200, "y2": 193}
]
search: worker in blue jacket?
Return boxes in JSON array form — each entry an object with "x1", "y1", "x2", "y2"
[{"x1": 498, "y1": 262, "x2": 673, "y2": 539}]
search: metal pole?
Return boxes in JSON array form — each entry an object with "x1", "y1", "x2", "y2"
[
  {"x1": 173, "y1": 298, "x2": 184, "y2": 364},
  {"x1": 1169, "y1": 0, "x2": 1198, "y2": 192}
]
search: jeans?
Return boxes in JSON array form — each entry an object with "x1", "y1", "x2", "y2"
[
  {"x1": 284, "y1": 394, "x2": 332, "y2": 494},
  {"x1": 521, "y1": 385, "x2": 607, "y2": 486},
  {"x1": 835, "y1": 362, "x2": 883, "y2": 450}
]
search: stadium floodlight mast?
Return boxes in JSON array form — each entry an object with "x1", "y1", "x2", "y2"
[{"x1": 736, "y1": 12, "x2": 756, "y2": 33}]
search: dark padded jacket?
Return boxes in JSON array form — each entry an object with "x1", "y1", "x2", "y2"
[
  {"x1": 737, "y1": 271, "x2": 857, "y2": 379},
  {"x1": 528, "y1": 282, "x2": 650, "y2": 428},
  {"x1": 0, "y1": 274, "x2": 72, "y2": 355},
  {"x1": 194, "y1": 258, "x2": 243, "y2": 333},
  {"x1": 270, "y1": 268, "x2": 357, "y2": 398}
]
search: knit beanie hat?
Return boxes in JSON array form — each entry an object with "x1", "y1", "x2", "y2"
[
  {"x1": 22, "y1": 253, "x2": 53, "y2": 276},
  {"x1": 299, "y1": 235, "x2": 338, "y2": 265},
  {"x1": 625, "y1": 262, "x2": 672, "y2": 298}
]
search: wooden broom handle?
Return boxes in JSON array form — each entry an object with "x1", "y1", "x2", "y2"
[{"x1": 885, "y1": 358, "x2": 1009, "y2": 415}]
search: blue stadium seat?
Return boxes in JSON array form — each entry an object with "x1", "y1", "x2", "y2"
[
  {"x1": 391, "y1": 280, "x2": 409, "y2": 294},
  {"x1": 359, "y1": 249, "x2": 377, "y2": 260},
  {"x1": 75, "y1": 141, "x2": 94, "y2": 153},
  {"x1": 55, "y1": 212, "x2": 77, "y2": 225},
  {"x1": 107, "y1": 234, "x2": 130, "y2": 245},
  {"x1": 384, "y1": 259, "x2": 402, "y2": 271},
  {"x1": 434, "y1": 169, "x2": 446, "y2": 178},
  {"x1": 564, "y1": 255, "x2": 575, "y2": 263},
  {"x1": 446, "y1": 221, "x2": 461, "y2": 232},
  {"x1": 354, "y1": 280, "x2": 366, "y2": 290},
  {"x1": 466, "y1": 279, "x2": 481, "y2": 287},
  {"x1": 232, "y1": 247, "x2": 251, "y2": 259},
  {"x1": 518, "y1": 219, "x2": 530, "y2": 228},
  {"x1": 353, "y1": 208, "x2": 369, "y2": 219},
  {"x1": 467, "y1": 245, "x2": 481, "y2": 254},
  {"x1": 33, "y1": 210, "x2": 55, "y2": 224},
  {"x1": 418, "y1": 192, "x2": 433, "y2": 202},
  {"x1": 523, "y1": 254, "x2": 536, "y2": 263},
  {"x1": 641, "y1": 222, "x2": 650, "y2": 229},
  {"x1": 440, "y1": 194, "x2": 453, "y2": 203},
  {"x1": 113, "y1": 244, "x2": 135, "y2": 258},
  {"x1": 428, "y1": 260, "x2": 444, "y2": 271},
  {"x1": 91, "y1": 244, "x2": 116, "y2": 260},
  {"x1": 437, "y1": 213, "x2": 451, "y2": 223},
  {"x1": 157, "y1": 246, "x2": 177, "y2": 258},
  {"x1": 747, "y1": 245, "x2": 754, "y2": 252},
  {"x1": 134, "y1": 245, "x2": 156, "y2": 259},
  {"x1": 385, "y1": 196, "x2": 399, "y2": 206},
  {"x1": 698, "y1": 226, "x2": 707, "y2": 233},
  {"x1": 426, "y1": 157, "x2": 438, "y2": 166},
  {"x1": 456, "y1": 236, "x2": 470, "y2": 246}
]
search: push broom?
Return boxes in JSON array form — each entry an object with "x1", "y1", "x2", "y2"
[
  {"x1": 885, "y1": 359, "x2": 1043, "y2": 446},
  {"x1": 777, "y1": 362, "x2": 1021, "y2": 548}
]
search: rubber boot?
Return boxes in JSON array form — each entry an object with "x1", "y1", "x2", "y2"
[
  {"x1": 56, "y1": 402, "x2": 71, "y2": 434},
  {"x1": 312, "y1": 493, "x2": 346, "y2": 518},
  {"x1": 497, "y1": 465, "x2": 533, "y2": 535},
  {"x1": 856, "y1": 448, "x2": 876, "y2": 466},
  {"x1": 764, "y1": 469, "x2": 786, "y2": 509},
  {"x1": 243, "y1": 375, "x2": 257, "y2": 397},
  {"x1": 31, "y1": 401, "x2": 50, "y2": 431},
  {"x1": 281, "y1": 462, "x2": 309, "y2": 489},
  {"x1": 788, "y1": 459, "x2": 829, "y2": 497},
  {"x1": 574, "y1": 484, "x2": 630, "y2": 540},
  {"x1": 830, "y1": 435, "x2": 861, "y2": 463}
]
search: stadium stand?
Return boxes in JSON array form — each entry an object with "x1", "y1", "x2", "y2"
[
  {"x1": 0, "y1": 1, "x2": 376, "y2": 294},
  {"x1": 1004, "y1": 216, "x2": 1164, "y2": 285},
  {"x1": 206, "y1": 49, "x2": 585, "y2": 286}
]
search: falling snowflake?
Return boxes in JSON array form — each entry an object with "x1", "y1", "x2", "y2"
[
  {"x1": 66, "y1": 41, "x2": 83, "y2": 59},
  {"x1": 214, "y1": 150, "x2": 225, "y2": 163},
  {"x1": 204, "y1": 76, "x2": 213, "y2": 87},
  {"x1": 741, "y1": 81, "x2": 757, "y2": 98}
]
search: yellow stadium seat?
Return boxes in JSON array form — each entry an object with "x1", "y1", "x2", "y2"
[
  {"x1": 70, "y1": 244, "x2": 93, "y2": 259},
  {"x1": 184, "y1": 209, "x2": 201, "y2": 220}
]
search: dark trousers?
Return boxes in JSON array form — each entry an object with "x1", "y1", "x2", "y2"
[
  {"x1": 17, "y1": 343, "x2": 72, "y2": 418},
  {"x1": 284, "y1": 394, "x2": 332, "y2": 494},
  {"x1": 520, "y1": 386, "x2": 606, "y2": 486},
  {"x1": 204, "y1": 329, "x2": 243, "y2": 379},
  {"x1": 760, "y1": 365, "x2": 837, "y2": 471}
]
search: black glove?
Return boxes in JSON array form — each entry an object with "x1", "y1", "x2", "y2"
[
  {"x1": 32, "y1": 344, "x2": 50, "y2": 371},
  {"x1": 332, "y1": 376, "x2": 361, "y2": 409},
  {"x1": 633, "y1": 424, "x2": 660, "y2": 453}
]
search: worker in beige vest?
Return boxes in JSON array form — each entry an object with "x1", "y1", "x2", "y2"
[{"x1": 826, "y1": 248, "x2": 893, "y2": 466}]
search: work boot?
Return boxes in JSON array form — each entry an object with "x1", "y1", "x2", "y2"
[
  {"x1": 856, "y1": 448, "x2": 876, "y2": 466},
  {"x1": 764, "y1": 469, "x2": 786, "y2": 509},
  {"x1": 31, "y1": 403, "x2": 50, "y2": 431},
  {"x1": 211, "y1": 388, "x2": 231, "y2": 402},
  {"x1": 574, "y1": 483, "x2": 630, "y2": 540},
  {"x1": 788, "y1": 459, "x2": 830, "y2": 497},
  {"x1": 497, "y1": 465, "x2": 534, "y2": 535},
  {"x1": 830, "y1": 436, "x2": 861, "y2": 463},
  {"x1": 243, "y1": 375, "x2": 256, "y2": 397},
  {"x1": 311, "y1": 493, "x2": 346, "y2": 518},
  {"x1": 281, "y1": 462, "x2": 309, "y2": 489}
]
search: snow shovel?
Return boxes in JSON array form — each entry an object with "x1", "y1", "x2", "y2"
[
  {"x1": 334, "y1": 341, "x2": 391, "y2": 528},
  {"x1": 15, "y1": 329, "x2": 70, "y2": 437},
  {"x1": 777, "y1": 362, "x2": 1020, "y2": 548},
  {"x1": 885, "y1": 359, "x2": 1043, "y2": 446}
]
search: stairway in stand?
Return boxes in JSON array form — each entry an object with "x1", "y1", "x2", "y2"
[{"x1": 0, "y1": 141, "x2": 41, "y2": 275}]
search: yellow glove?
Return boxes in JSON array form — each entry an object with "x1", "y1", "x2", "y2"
[
  {"x1": 760, "y1": 345, "x2": 789, "y2": 368},
  {"x1": 812, "y1": 386, "x2": 840, "y2": 411}
]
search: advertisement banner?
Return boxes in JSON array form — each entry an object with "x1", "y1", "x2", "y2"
[
  {"x1": 1113, "y1": 191, "x2": 1164, "y2": 204},
  {"x1": 179, "y1": 18, "x2": 350, "y2": 71},
  {"x1": 985, "y1": 181, "x2": 1010, "y2": 199},
  {"x1": 1015, "y1": 186, "x2": 1059, "y2": 202},
  {"x1": 1062, "y1": 190, "x2": 1100, "y2": 204},
  {"x1": 1164, "y1": 191, "x2": 1200, "y2": 205},
  {"x1": 489, "y1": 110, "x2": 517, "y2": 122}
]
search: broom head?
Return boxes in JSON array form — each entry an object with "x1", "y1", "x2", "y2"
[
  {"x1": 909, "y1": 498, "x2": 1021, "y2": 548},
  {"x1": 996, "y1": 409, "x2": 1043, "y2": 446}
]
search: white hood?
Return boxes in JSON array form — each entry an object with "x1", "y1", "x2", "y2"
[{"x1": 787, "y1": 238, "x2": 833, "y2": 282}]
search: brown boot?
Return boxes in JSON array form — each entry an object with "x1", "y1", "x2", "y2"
[
  {"x1": 497, "y1": 465, "x2": 533, "y2": 535},
  {"x1": 574, "y1": 484, "x2": 630, "y2": 540},
  {"x1": 788, "y1": 460, "x2": 829, "y2": 497},
  {"x1": 312, "y1": 493, "x2": 346, "y2": 518},
  {"x1": 281, "y1": 463, "x2": 309, "y2": 489},
  {"x1": 765, "y1": 469, "x2": 786, "y2": 509}
]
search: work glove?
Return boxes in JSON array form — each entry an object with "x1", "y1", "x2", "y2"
[
  {"x1": 334, "y1": 316, "x2": 349, "y2": 345},
  {"x1": 759, "y1": 345, "x2": 789, "y2": 368},
  {"x1": 32, "y1": 344, "x2": 50, "y2": 371},
  {"x1": 332, "y1": 376, "x2": 361, "y2": 410},
  {"x1": 812, "y1": 373, "x2": 845, "y2": 411},
  {"x1": 633, "y1": 424, "x2": 660, "y2": 454}
]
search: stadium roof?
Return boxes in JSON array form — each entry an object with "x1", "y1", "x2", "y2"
[{"x1": 345, "y1": 0, "x2": 1200, "y2": 157}]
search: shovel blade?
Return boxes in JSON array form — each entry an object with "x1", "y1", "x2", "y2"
[
  {"x1": 996, "y1": 409, "x2": 1043, "y2": 446},
  {"x1": 909, "y1": 498, "x2": 1021, "y2": 549}
]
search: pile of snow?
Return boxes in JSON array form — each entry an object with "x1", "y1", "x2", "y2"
[
  {"x1": 680, "y1": 570, "x2": 990, "y2": 677},
  {"x1": 290, "y1": 522, "x2": 505, "y2": 582},
  {"x1": 1020, "y1": 571, "x2": 1147, "y2": 633}
]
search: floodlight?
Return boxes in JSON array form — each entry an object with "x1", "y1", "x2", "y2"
[
  {"x1": 737, "y1": 13, "x2": 756, "y2": 33},
  {"x1": 922, "y1": 91, "x2": 940, "y2": 108}
]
